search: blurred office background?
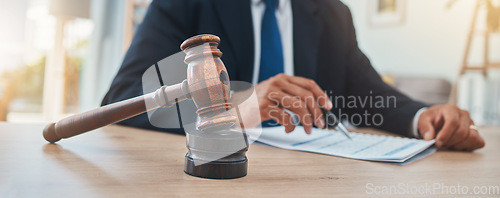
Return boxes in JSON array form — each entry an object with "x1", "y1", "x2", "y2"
[{"x1": 0, "y1": 0, "x2": 499, "y2": 126}]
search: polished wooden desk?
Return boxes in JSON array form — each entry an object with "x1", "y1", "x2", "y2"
[{"x1": 0, "y1": 122, "x2": 498, "y2": 197}]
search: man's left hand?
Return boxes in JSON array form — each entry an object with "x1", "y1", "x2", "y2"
[{"x1": 417, "y1": 104, "x2": 485, "y2": 151}]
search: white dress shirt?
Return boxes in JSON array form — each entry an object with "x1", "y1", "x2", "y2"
[{"x1": 250, "y1": 0, "x2": 424, "y2": 138}]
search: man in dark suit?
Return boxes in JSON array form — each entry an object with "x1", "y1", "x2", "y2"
[{"x1": 102, "y1": 0, "x2": 484, "y2": 151}]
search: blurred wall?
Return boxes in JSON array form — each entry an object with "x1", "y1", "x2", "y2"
[
  {"x1": 79, "y1": 0, "x2": 126, "y2": 112},
  {"x1": 342, "y1": 0, "x2": 499, "y2": 82},
  {"x1": 0, "y1": 0, "x2": 29, "y2": 72}
]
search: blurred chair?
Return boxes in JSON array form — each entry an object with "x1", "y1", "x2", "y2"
[{"x1": 383, "y1": 75, "x2": 452, "y2": 105}]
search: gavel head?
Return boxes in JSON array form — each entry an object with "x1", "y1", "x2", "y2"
[{"x1": 180, "y1": 34, "x2": 238, "y2": 132}]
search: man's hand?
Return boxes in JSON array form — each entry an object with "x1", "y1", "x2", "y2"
[
  {"x1": 418, "y1": 104, "x2": 485, "y2": 151},
  {"x1": 255, "y1": 74, "x2": 333, "y2": 134}
]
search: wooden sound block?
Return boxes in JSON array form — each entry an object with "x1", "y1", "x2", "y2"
[
  {"x1": 184, "y1": 155, "x2": 248, "y2": 179},
  {"x1": 184, "y1": 128, "x2": 249, "y2": 179}
]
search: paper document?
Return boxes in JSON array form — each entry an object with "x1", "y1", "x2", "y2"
[{"x1": 255, "y1": 126, "x2": 435, "y2": 164}]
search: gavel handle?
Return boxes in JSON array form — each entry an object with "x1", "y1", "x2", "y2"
[{"x1": 43, "y1": 80, "x2": 190, "y2": 143}]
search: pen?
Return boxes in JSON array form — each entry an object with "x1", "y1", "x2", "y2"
[{"x1": 321, "y1": 109, "x2": 353, "y2": 140}]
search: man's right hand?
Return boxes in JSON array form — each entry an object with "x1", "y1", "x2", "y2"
[{"x1": 255, "y1": 74, "x2": 333, "y2": 134}]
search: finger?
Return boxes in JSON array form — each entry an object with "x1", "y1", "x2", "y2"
[
  {"x1": 268, "y1": 107, "x2": 295, "y2": 133},
  {"x1": 435, "y1": 110, "x2": 460, "y2": 148},
  {"x1": 285, "y1": 76, "x2": 333, "y2": 110},
  {"x1": 450, "y1": 133, "x2": 471, "y2": 151},
  {"x1": 453, "y1": 129, "x2": 484, "y2": 151},
  {"x1": 280, "y1": 83, "x2": 325, "y2": 128},
  {"x1": 450, "y1": 123, "x2": 471, "y2": 151},
  {"x1": 417, "y1": 114, "x2": 436, "y2": 141},
  {"x1": 445, "y1": 111, "x2": 471, "y2": 147},
  {"x1": 465, "y1": 129, "x2": 485, "y2": 151},
  {"x1": 270, "y1": 91, "x2": 313, "y2": 134}
]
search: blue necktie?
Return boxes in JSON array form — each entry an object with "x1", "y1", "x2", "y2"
[
  {"x1": 258, "y1": 0, "x2": 284, "y2": 82},
  {"x1": 260, "y1": 0, "x2": 283, "y2": 127}
]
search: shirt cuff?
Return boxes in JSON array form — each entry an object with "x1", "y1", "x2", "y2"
[{"x1": 410, "y1": 107, "x2": 428, "y2": 138}]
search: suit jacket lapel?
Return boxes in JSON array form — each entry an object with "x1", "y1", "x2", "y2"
[
  {"x1": 292, "y1": 0, "x2": 322, "y2": 80},
  {"x1": 213, "y1": 0, "x2": 254, "y2": 83}
]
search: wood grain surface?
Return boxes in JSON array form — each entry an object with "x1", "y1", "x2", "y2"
[{"x1": 0, "y1": 122, "x2": 499, "y2": 197}]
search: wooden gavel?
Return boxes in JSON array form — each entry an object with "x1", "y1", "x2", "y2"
[{"x1": 43, "y1": 34, "x2": 238, "y2": 143}]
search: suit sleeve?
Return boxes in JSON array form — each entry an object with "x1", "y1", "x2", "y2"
[
  {"x1": 341, "y1": 8, "x2": 428, "y2": 136},
  {"x1": 101, "y1": 0, "x2": 192, "y2": 134}
]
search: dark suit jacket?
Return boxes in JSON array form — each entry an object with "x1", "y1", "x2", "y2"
[{"x1": 102, "y1": 0, "x2": 427, "y2": 136}]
